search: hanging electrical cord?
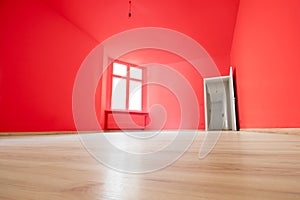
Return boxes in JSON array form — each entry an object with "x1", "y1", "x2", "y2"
[{"x1": 128, "y1": 0, "x2": 132, "y2": 17}]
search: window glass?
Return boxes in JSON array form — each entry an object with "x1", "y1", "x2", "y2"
[
  {"x1": 129, "y1": 80, "x2": 142, "y2": 111},
  {"x1": 111, "y1": 77, "x2": 127, "y2": 110},
  {"x1": 113, "y1": 63, "x2": 127, "y2": 76},
  {"x1": 130, "y1": 66, "x2": 142, "y2": 80}
]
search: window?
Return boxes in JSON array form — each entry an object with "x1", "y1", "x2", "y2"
[{"x1": 111, "y1": 61, "x2": 144, "y2": 111}]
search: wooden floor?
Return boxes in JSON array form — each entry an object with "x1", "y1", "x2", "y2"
[{"x1": 0, "y1": 131, "x2": 300, "y2": 200}]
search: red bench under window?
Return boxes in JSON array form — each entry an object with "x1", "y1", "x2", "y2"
[{"x1": 105, "y1": 110, "x2": 149, "y2": 130}]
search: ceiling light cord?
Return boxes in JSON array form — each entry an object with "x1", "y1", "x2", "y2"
[{"x1": 128, "y1": 0, "x2": 132, "y2": 17}]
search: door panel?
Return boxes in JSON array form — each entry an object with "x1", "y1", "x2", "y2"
[{"x1": 204, "y1": 68, "x2": 237, "y2": 131}]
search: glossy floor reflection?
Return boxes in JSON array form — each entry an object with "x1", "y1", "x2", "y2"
[{"x1": 0, "y1": 131, "x2": 299, "y2": 200}]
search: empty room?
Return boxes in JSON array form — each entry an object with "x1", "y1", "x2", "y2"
[{"x1": 0, "y1": 0, "x2": 300, "y2": 199}]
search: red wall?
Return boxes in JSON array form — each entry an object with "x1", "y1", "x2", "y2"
[
  {"x1": 96, "y1": 50, "x2": 207, "y2": 130},
  {"x1": 122, "y1": 50, "x2": 204, "y2": 130},
  {"x1": 0, "y1": 0, "x2": 97, "y2": 131},
  {"x1": 0, "y1": 0, "x2": 239, "y2": 132},
  {"x1": 231, "y1": 0, "x2": 300, "y2": 128}
]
